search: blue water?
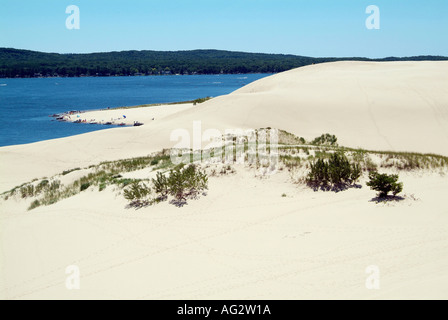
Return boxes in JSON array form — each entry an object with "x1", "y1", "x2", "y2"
[{"x1": 0, "y1": 74, "x2": 270, "y2": 146}]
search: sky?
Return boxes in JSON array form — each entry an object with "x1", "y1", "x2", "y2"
[{"x1": 0, "y1": 0, "x2": 447, "y2": 58}]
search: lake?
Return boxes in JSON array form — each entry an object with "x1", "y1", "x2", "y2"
[{"x1": 0, "y1": 74, "x2": 270, "y2": 146}]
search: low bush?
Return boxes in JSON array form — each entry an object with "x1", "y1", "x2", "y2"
[
  {"x1": 307, "y1": 152, "x2": 361, "y2": 191},
  {"x1": 312, "y1": 134, "x2": 338, "y2": 146},
  {"x1": 152, "y1": 172, "x2": 169, "y2": 199},
  {"x1": 80, "y1": 183, "x2": 91, "y2": 192},
  {"x1": 123, "y1": 181, "x2": 151, "y2": 207},
  {"x1": 145, "y1": 164, "x2": 208, "y2": 205},
  {"x1": 62, "y1": 168, "x2": 81, "y2": 176},
  {"x1": 366, "y1": 172, "x2": 403, "y2": 198},
  {"x1": 167, "y1": 164, "x2": 208, "y2": 202}
]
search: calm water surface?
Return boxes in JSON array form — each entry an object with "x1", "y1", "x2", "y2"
[{"x1": 0, "y1": 74, "x2": 270, "y2": 146}]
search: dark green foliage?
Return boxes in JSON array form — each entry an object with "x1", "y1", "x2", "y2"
[
  {"x1": 193, "y1": 97, "x2": 211, "y2": 105},
  {"x1": 2, "y1": 48, "x2": 445, "y2": 78},
  {"x1": 62, "y1": 168, "x2": 81, "y2": 176},
  {"x1": 80, "y1": 183, "x2": 90, "y2": 192},
  {"x1": 307, "y1": 152, "x2": 361, "y2": 191},
  {"x1": 351, "y1": 163, "x2": 362, "y2": 183},
  {"x1": 312, "y1": 134, "x2": 338, "y2": 146},
  {"x1": 366, "y1": 172, "x2": 403, "y2": 198},
  {"x1": 123, "y1": 181, "x2": 151, "y2": 207}
]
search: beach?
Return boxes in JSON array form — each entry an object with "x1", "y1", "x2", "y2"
[
  {"x1": 59, "y1": 103, "x2": 196, "y2": 127},
  {"x1": 1, "y1": 61, "x2": 448, "y2": 299}
]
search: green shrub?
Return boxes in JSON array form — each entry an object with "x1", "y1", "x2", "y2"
[
  {"x1": 80, "y1": 183, "x2": 90, "y2": 192},
  {"x1": 366, "y1": 172, "x2": 403, "y2": 198},
  {"x1": 173, "y1": 164, "x2": 208, "y2": 200},
  {"x1": 307, "y1": 152, "x2": 361, "y2": 190},
  {"x1": 312, "y1": 134, "x2": 338, "y2": 146},
  {"x1": 99, "y1": 183, "x2": 107, "y2": 192},
  {"x1": 62, "y1": 168, "x2": 81, "y2": 176},
  {"x1": 192, "y1": 97, "x2": 211, "y2": 105},
  {"x1": 123, "y1": 181, "x2": 151, "y2": 206},
  {"x1": 149, "y1": 164, "x2": 208, "y2": 204},
  {"x1": 152, "y1": 172, "x2": 169, "y2": 199}
]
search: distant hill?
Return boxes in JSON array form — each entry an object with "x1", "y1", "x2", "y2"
[{"x1": 1, "y1": 48, "x2": 447, "y2": 78}]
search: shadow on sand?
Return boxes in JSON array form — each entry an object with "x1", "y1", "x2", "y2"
[{"x1": 369, "y1": 195, "x2": 405, "y2": 204}]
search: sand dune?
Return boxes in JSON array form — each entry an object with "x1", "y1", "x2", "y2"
[
  {"x1": 1, "y1": 61, "x2": 447, "y2": 192},
  {"x1": 1, "y1": 168, "x2": 447, "y2": 299},
  {"x1": 1, "y1": 61, "x2": 448, "y2": 300}
]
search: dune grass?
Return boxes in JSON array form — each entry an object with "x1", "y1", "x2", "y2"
[
  {"x1": 1, "y1": 150, "x2": 174, "y2": 211},
  {"x1": 2, "y1": 130, "x2": 447, "y2": 210}
]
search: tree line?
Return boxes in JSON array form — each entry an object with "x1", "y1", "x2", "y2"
[{"x1": 1, "y1": 48, "x2": 447, "y2": 78}]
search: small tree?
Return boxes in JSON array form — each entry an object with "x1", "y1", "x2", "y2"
[
  {"x1": 123, "y1": 181, "x2": 151, "y2": 207},
  {"x1": 312, "y1": 134, "x2": 338, "y2": 146},
  {"x1": 167, "y1": 164, "x2": 208, "y2": 202},
  {"x1": 307, "y1": 152, "x2": 361, "y2": 190},
  {"x1": 366, "y1": 172, "x2": 403, "y2": 198},
  {"x1": 152, "y1": 172, "x2": 169, "y2": 200}
]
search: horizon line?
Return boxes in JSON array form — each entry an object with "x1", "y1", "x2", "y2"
[{"x1": 2, "y1": 47, "x2": 448, "y2": 60}]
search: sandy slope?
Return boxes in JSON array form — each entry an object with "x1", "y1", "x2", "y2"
[
  {"x1": 1, "y1": 169, "x2": 447, "y2": 300},
  {"x1": 1, "y1": 61, "x2": 448, "y2": 300},
  {"x1": 1, "y1": 61, "x2": 447, "y2": 192}
]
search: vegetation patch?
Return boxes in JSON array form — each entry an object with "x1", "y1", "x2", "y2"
[
  {"x1": 312, "y1": 133, "x2": 338, "y2": 146},
  {"x1": 123, "y1": 164, "x2": 208, "y2": 208},
  {"x1": 3, "y1": 130, "x2": 447, "y2": 211},
  {"x1": 62, "y1": 168, "x2": 81, "y2": 176},
  {"x1": 306, "y1": 152, "x2": 361, "y2": 191},
  {"x1": 367, "y1": 172, "x2": 403, "y2": 198}
]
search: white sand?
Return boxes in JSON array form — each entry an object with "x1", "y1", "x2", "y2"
[
  {"x1": 64, "y1": 103, "x2": 196, "y2": 126},
  {"x1": 1, "y1": 169, "x2": 447, "y2": 300},
  {"x1": 1, "y1": 61, "x2": 447, "y2": 193},
  {"x1": 1, "y1": 61, "x2": 448, "y2": 299}
]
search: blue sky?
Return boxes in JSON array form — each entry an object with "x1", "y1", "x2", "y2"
[{"x1": 0, "y1": 0, "x2": 447, "y2": 58}]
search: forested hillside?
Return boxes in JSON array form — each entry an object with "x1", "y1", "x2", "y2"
[{"x1": 1, "y1": 48, "x2": 446, "y2": 78}]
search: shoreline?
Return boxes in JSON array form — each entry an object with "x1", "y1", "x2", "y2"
[{"x1": 51, "y1": 97, "x2": 212, "y2": 128}]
